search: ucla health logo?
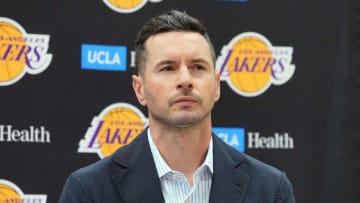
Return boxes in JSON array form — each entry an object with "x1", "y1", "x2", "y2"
[
  {"x1": 78, "y1": 103, "x2": 147, "y2": 159},
  {"x1": 0, "y1": 179, "x2": 47, "y2": 202},
  {"x1": 0, "y1": 17, "x2": 52, "y2": 86},
  {"x1": 81, "y1": 44, "x2": 127, "y2": 71},
  {"x1": 0, "y1": 124, "x2": 51, "y2": 143},
  {"x1": 216, "y1": 32, "x2": 295, "y2": 97},
  {"x1": 213, "y1": 127, "x2": 245, "y2": 152},
  {"x1": 103, "y1": 0, "x2": 163, "y2": 13}
]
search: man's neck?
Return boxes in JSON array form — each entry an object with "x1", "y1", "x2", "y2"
[{"x1": 149, "y1": 122, "x2": 212, "y2": 186}]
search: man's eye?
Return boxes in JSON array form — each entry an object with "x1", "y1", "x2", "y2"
[
  {"x1": 159, "y1": 66, "x2": 173, "y2": 72},
  {"x1": 193, "y1": 65, "x2": 206, "y2": 70}
]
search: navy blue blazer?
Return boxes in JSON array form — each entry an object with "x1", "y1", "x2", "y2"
[{"x1": 59, "y1": 130, "x2": 295, "y2": 203}]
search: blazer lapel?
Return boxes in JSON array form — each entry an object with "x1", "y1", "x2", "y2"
[
  {"x1": 209, "y1": 134, "x2": 250, "y2": 203},
  {"x1": 111, "y1": 130, "x2": 165, "y2": 203}
]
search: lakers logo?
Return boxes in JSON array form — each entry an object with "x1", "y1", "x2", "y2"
[
  {"x1": 216, "y1": 32, "x2": 295, "y2": 97},
  {"x1": 0, "y1": 17, "x2": 52, "y2": 86},
  {"x1": 78, "y1": 103, "x2": 147, "y2": 159},
  {"x1": 0, "y1": 179, "x2": 47, "y2": 202},
  {"x1": 103, "y1": 0, "x2": 163, "y2": 13}
]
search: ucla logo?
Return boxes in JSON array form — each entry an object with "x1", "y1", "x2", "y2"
[
  {"x1": 0, "y1": 17, "x2": 52, "y2": 86},
  {"x1": 0, "y1": 179, "x2": 47, "y2": 203},
  {"x1": 103, "y1": 0, "x2": 163, "y2": 13},
  {"x1": 81, "y1": 44, "x2": 127, "y2": 71},
  {"x1": 78, "y1": 103, "x2": 147, "y2": 159},
  {"x1": 213, "y1": 127, "x2": 245, "y2": 152},
  {"x1": 216, "y1": 32, "x2": 295, "y2": 97}
]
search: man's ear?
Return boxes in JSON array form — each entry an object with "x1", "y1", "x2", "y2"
[{"x1": 132, "y1": 75, "x2": 147, "y2": 106}]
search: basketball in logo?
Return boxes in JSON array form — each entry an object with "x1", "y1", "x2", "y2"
[
  {"x1": 102, "y1": 0, "x2": 163, "y2": 13},
  {"x1": 0, "y1": 18, "x2": 27, "y2": 83},
  {"x1": 97, "y1": 105, "x2": 146, "y2": 157},
  {"x1": 108, "y1": 0, "x2": 144, "y2": 9},
  {"x1": 103, "y1": 0, "x2": 147, "y2": 13},
  {"x1": 0, "y1": 17, "x2": 52, "y2": 86},
  {"x1": 227, "y1": 36, "x2": 272, "y2": 94},
  {"x1": 217, "y1": 32, "x2": 295, "y2": 97},
  {"x1": 0, "y1": 183, "x2": 22, "y2": 202},
  {"x1": 0, "y1": 179, "x2": 47, "y2": 202},
  {"x1": 78, "y1": 103, "x2": 148, "y2": 159}
]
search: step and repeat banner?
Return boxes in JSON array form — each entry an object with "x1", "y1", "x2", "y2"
[{"x1": 0, "y1": 0, "x2": 356, "y2": 202}]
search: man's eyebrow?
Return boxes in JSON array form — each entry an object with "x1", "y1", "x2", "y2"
[
  {"x1": 192, "y1": 58, "x2": 211, "y2": 65},
  {"x1": 154, "y1": 58, "x2": 211, "y2": 68},
  {"x1": 154, "y1": 60, "x2": 175, "y2": 67}
]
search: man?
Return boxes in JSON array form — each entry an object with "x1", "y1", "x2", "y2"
[{"x1": 59, "y1": 10, "x2": 296, "y2": 203}]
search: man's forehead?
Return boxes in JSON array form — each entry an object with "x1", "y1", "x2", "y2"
[
  {"x1": 142, "y1": 31, "x2": 215, "y2": 67},
  {"x1": 145, "y1": 31, "x2": 206, "y2": 45},
  {"x1": 145, "y1": 32, "x2": 210, "y2": 54}
]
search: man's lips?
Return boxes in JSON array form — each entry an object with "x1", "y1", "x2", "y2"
[
  {"x1": 174, "y1": 97, "x2": 196, "y2": 103},
  {"x1": 173, "y1": 96, "x2": 197, "y2": 105}
]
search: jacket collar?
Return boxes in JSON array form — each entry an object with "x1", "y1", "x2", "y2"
[
  {"x1": 209, "y1": 134, "x2": 250, "y2": 203},
  {"x1": 110, "y1": 130, "x2": 249, "y2": 203},
  {"x1": 111, "y1": 130, "x2": 165, "y2": 203}
]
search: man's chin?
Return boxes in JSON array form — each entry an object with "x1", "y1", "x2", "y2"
[{"x1": 171, "y1": 115, "x2": 204, "y2": 128}]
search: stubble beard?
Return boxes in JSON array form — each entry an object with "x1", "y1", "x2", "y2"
[
  {"x1": 149, "y1": 108, "x2": 212, "y2": 129},
  {"x1": 146, "y1": 90, "x2": 216, "y2": 129}
]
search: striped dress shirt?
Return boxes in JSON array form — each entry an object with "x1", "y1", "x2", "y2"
[{"x1": 147, "y1": 129, "x2": 213, "y2": 203}]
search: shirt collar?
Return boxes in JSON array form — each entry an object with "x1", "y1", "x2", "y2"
[{"x1": 147, "y1": 128, "x2": 213, "y2": 178}]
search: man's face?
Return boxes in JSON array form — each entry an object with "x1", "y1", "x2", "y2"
[{"x1": 132, "y1": 31, "x2": 220, "y2": 128}]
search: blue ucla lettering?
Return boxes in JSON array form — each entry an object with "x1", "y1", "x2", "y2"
[{"x1": 87, "y1": 50, "x2": 121, "y2": 65}]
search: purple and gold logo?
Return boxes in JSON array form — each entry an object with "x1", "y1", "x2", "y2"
[
  {"x1": 78, "y1": 103, "x2": 147, "y2": 159},
  {"x1": 0, "y1": 17, "x2": 52, "y2": 86},
  {"x1": 103, "y1": 0, "x2": 163, "y2": 13},
  {"x1": 0, "y1": 179, "x2": 47, "y2": 203},
  {"x1": 216, "y1": 32, "x2": 295, "y2": 97}
]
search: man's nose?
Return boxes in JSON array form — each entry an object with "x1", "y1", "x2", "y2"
[{"x1": 176, "y1": 66, "x2": 193, "y2": 90}]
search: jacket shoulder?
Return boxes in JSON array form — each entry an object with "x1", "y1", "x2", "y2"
[{"x1": 213, "y1": 134, "x2": 295, "y2": 202}]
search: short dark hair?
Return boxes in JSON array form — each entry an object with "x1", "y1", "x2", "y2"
[{"x1": 134, "y1": 9, "x2": 216, "y2": 75}]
